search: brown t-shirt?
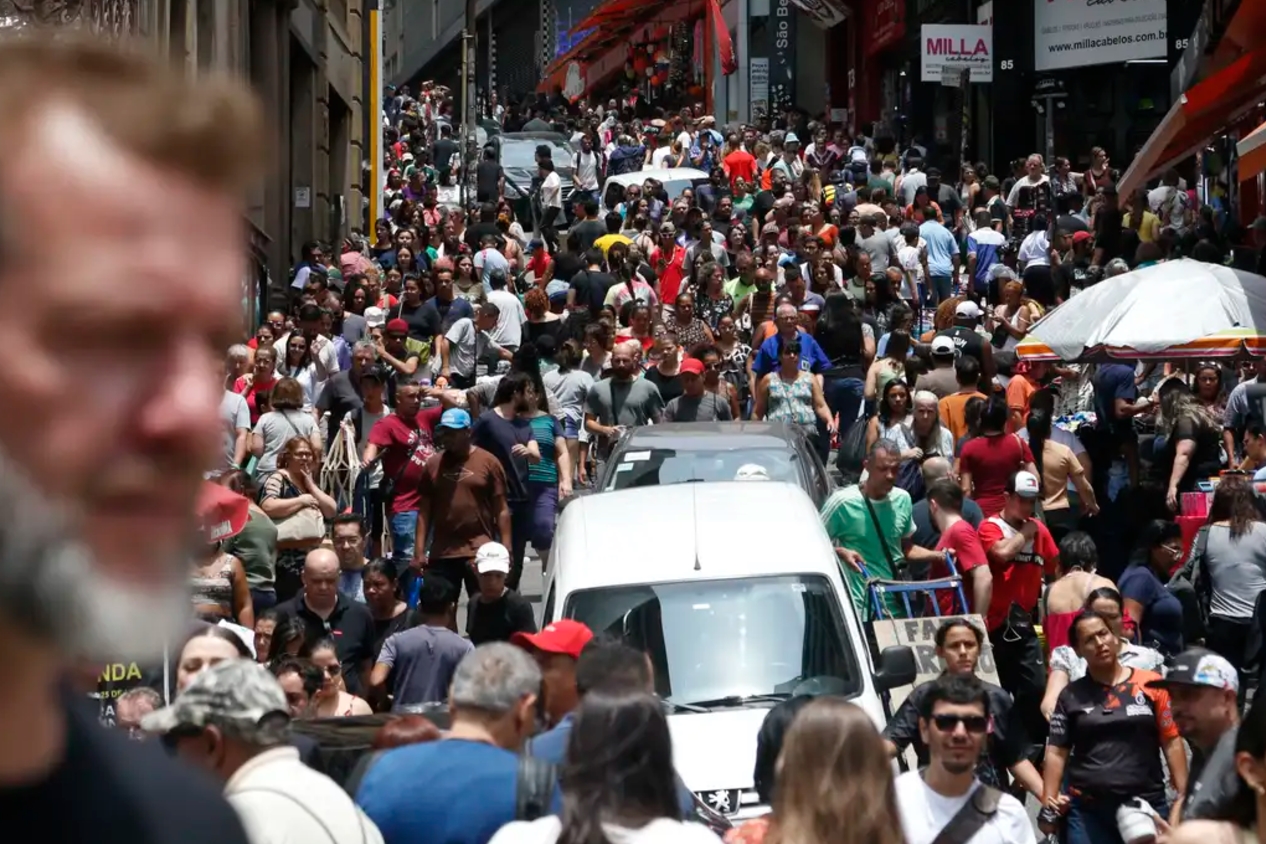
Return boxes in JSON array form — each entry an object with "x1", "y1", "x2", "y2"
[
  {"x1": 913, "y1": 366, "x2": 959, "y2": 400},
  {"x1": 418, "y1": 446, "x2": 507, "y2": 559}
]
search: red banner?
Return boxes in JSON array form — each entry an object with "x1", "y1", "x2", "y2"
[{"x1": 707, "y1": 0, "x2": 737, "y2": 75}]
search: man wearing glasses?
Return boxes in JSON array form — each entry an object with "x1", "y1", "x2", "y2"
[{"x1": 893, "y1": 672, "x2": 1036, "y2": 844}]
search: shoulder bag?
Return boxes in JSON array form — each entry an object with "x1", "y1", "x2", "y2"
[
  {"x1": 928, "y1": 783, "x2": 1003, "y2": 844},
  {"x1": 863, "y1": 494, "x2": 907, "y2": 583},
  {"x1": 379, "y1": 430, "x2": 424, "y2": 503},
  {"x1": 514, "y1": 744, "x2": 558, "y2": 821}
]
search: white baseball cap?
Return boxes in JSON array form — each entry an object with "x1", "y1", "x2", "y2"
[
  {"x1": 930, "y1": 335, "x2": 957, "y2": 357},
  {"x1": 955, "y1": 300, "x2": 983, "y2": 319},
  {"x1": 1009, "y1": 471, "x2": 1042, "y2": 499},
  {"x1": 364, "y1": 306, "x2": 387, "y2": 329},
  {"x1": 475, "y1": 542, "x2": 511, "y2": 574}
]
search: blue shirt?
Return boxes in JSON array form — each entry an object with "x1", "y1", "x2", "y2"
[
  {"x1": 919, "y1": 220, "x2": 959, "y2": 277},
  {"x1": 1118, "y1": 563, "x2": 1184, "y2": 656},
  {"x1": 357, "y1": 739, "x2": 560, "y2": 844},
  {"x1": 529, "y1": 714, "x2": 696, "y2": 817},
  {"x1": 966, "y1": 228, "x2": 1006, "y2": 290},
  {"x1": 752, "y1": 331, "x2": 832, "y2": 377}
]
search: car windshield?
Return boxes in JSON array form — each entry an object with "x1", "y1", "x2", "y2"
[
  {"x1": 563, "y1": 575, "x2": 860, "y2": 707},
  {"x1": 605, "y1": 446, "x2": 800, "y2": 490},
  {"x1": 501, "y1": 140, "x2": 571, "y2": 169}
]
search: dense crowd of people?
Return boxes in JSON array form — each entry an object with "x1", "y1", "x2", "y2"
[{"x1": 6, "y1": 23, "x2": 1264, "y2": 844}]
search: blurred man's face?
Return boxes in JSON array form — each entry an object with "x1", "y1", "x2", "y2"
[{"x1": 0, "y1": 105, "x2": 243, "y2": 659}]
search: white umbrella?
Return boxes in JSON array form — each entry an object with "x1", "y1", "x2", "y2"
[{"x1": 1016, "y1": 259, "x2": 1266, "y2": 362}]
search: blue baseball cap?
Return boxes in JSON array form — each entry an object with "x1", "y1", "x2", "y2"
[{"x1": 438, "y1": 408, "x2": 472, "y2": 430}]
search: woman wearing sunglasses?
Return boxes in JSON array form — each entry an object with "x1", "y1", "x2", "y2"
[
  {"x1": 1118, "y1": 521, "x2": 1188, "y2": 658},
  {"x1": 303, "y1": 638, "x2": 372, "y2": 717}
]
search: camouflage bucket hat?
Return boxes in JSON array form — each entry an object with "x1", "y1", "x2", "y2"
[{"x1": 142, "y1": 658, "x2": 290, "y2": 743}]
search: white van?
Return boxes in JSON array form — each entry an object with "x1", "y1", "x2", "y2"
[{"x1": 542, "y1": 481, "x2": 915, "y2": 821}]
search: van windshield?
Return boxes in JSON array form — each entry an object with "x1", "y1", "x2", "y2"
[
  {"x1": 562, "y1": 575, "x2": 861, "y2": 708},
  {"x1": 605, "y1": 447, "x2": 800, "y2": 490}
]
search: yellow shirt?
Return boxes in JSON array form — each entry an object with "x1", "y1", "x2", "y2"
[
  {"x1": 594, "y1": 233, "x2": 633, "y2": 256},
  {"x1": 1121, "y1": 211, "x2": 1160, "y2": 243}
]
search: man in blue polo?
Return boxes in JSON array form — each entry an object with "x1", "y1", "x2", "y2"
[{"x1": 750, "y1": 302, "x2": 831, "y2": 383}]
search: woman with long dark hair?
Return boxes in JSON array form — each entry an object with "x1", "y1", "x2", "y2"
[
  {"x1": 816, "y1": 293, "x2": 874, "y2": 457},
  {"x1": 1025, "y1": 405, "x2": 1098, "y2": 545},
  {"x1": 958, "y1": 394, "x2": 1038, "y2": 517},
  {"x1": 1197, "y1": 477, "x2": 1266, "y2": 673},
  {"x1": 490, "y1": 692, "x2": 720, "y2": 844}
]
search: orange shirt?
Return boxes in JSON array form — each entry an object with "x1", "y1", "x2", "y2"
[
  {"x1": 939, "y1": 390, "x2": 986, "y2": 445},
  {"x1": 1005, "y1": 375, "x2": 1039, "y2": 433}
]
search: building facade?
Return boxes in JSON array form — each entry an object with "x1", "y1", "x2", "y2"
[{"x1": 3, "y1": 0, "x2": 368, "y2": 320}]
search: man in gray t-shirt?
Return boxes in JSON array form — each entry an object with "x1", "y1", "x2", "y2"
[
  {"x1": 855, "y1": 219, "x2": 897, "y2": 275},
  {"x1": 220, "y1": 390, "x2": 251, "y2": 470},
  {"x1": 663, "y1": 359, "x2": 732, "y2": 423},
  {"x1": 584, "y1": 342, "x2": 664, "y2": 462},
  {"x1": 370, "y1": 578, "x2": 473, "y2": 711},
  {"x1": 1148, "y1": 648, "x2": 1241, "y2": 821}
]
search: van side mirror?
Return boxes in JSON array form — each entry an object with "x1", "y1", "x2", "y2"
[{"x1": 874, "y1": 646, "x2": 918, "y2": 692}]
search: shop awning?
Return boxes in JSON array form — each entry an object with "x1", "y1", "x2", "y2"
[
  {"x1": 539, "y1": 0, "x2": 702, "y2": 97},
  {"x1": 1118, "y1": 44, "x2": 1266, "y2": 196},
  {"x1": 1238, "y1": 120, "x2": 1266, "y2": 182}
]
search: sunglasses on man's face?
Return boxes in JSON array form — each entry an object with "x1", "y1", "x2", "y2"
[{"x1": 931, "y1": 714, "x2": 988, "y2": 734}]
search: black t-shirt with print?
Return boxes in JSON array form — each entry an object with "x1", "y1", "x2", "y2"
[
  {"x1": 0, "y1": 692, "x2": 250, "y2": 844},
  {"x1": 1048, "y1": 668, "x2": 1177, "y2": 802},
  {"x1": 882, "y1": 676, "x2": 1026, "y2": 788}
]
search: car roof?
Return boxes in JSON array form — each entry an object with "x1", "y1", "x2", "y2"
[
  {"x1": 604, "y1": 167, "x2": 710, "y2": 186},
  {"x1": 551, "y1": 481, "x2": 837, "y2": 594},
  {"x1": 498, "y1": 132, "x2": 570, "y2": 144},
  {"x1": 618, "y1": 421, "x2": 803, "y2": 451}
]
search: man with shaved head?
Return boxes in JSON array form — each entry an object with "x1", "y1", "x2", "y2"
[
  {"x1": 275, "y1": 548, "x2": 376, "y2": 696},
  {"x1": 0, "y1": 32, "x2": 266, "y2": 844}
]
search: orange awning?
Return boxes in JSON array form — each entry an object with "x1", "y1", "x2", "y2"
[
  {"x1": 1238, "y1": 120, "x2": 1266, "y2": 183},
  {"x1": 1119, "y1": 45, "x2": 1266, "y2": 196}
]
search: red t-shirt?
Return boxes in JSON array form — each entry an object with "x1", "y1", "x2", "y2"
[
  {"x1": 978, "y1": 516, "x2": 1060, "y2": 631},
  {"x1": 653, "y1": 245, "x2": 688, "y2": 304},
  {"x1": 233, "y1": 375, "x2": 277, "y2": 425},
  {"x1": 369, "y1": 408, "x2": 444, "y2": 514},
  {"x1": 247, "y1": 337, "x2": 260, "y2": 350},
  {"x1": 959, "y1": 434, "x2": 1034, "y2": 517},
  {"x1": 930, "y1": 519, "x2": 989, "y2": 616},
  {"x1": 723, "y1": 149, "x2": 758, "y2": 188}
]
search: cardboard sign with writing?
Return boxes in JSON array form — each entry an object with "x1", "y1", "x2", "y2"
[{"x1": 872, "y1": 614, "x2": 1000, "y2": 770}]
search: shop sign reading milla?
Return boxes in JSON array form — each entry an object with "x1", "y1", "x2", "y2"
[
  {"x1": 1035, "y1": 0, "x2": 1167, "y2": 72},
  {"x1": 920, "y1": 24, "x2": 992, "y2": 83}
]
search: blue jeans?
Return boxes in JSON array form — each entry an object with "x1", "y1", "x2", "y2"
[
  {"x1": 389, "y1": 510, "x2": 418, "y2": 564},
  {"x1": 822, "y1": 376, "x2": 865, "y2": 469},
  {"x1": 1063, "y1": 795, "x2": 1167, "y2": 844}
]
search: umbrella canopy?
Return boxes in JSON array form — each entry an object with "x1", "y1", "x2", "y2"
[{"x1": 1016, "y1": 260, "x2": 1266, "y2": 362}]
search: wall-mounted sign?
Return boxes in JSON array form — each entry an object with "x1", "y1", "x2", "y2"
[
  {"x1": 750, "y1": 57, "x2": 770, "y2": 116},
  {"x1": 768, "y1": 0, "x2": 797, "y2": 112},
  {"x1": 921, "y1": 23, "x2": 993, "y2": 83},
  {"x1": 865, "y1": 0, "x2": 905, "y2": 58},
  {"x1": 1035, "y1": 0, "x2": 1166, "y2": 72},
  {"x1": 294, "y1": 187, "x2": 312, "y2": 209},
  {"x1": 787, "y1": 0, "x2": 847, "y2": 29}
]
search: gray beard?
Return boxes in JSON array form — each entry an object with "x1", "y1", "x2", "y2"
[{"x1": 0, "y1": 451, "x2": 190, "y2": 663}]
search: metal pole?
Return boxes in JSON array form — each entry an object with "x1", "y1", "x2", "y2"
[
  {"x1": 460, "y1": 0, "x2": 477, "y2": 209},
  {"x1": 368, "y1": 0, "x2": 384, "y2": 228},
  {"x1": 737, "y1": 0, "x2": 749, "y2": 124}
]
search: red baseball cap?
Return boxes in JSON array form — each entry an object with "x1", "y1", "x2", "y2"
[
  {"x1": 511, "y1": 620, "x2": 594, "y2": 659},
  {"x1": 197, "y1": 482, "x2": 250, "y2": 543},
  {"x1": 385, "y1": 318, "x2": 410, "y2": 335},
  {"x1": 680, "y1": 358, "x2": 705, "y2": 376}
]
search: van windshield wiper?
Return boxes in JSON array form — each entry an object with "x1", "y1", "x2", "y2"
[
  {"x1": 680, "y1": 693, "x2": 792, "y2": 710},
  {"x1": 661, "y1": 698, "x2": 710, "y2": 713}
]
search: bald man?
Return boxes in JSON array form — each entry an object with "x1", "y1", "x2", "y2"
[{"x1": 274, "y1": 548, "x2": 376, "y2": 695}]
